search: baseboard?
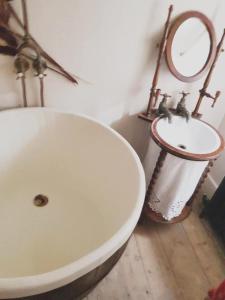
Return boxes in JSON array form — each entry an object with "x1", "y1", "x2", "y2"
[{"x1": 202, "y1": 174, "x2": 218, "y2": 198}]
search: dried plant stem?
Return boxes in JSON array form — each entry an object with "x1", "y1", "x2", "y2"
[
  {"x1": 21, "y1": 0, "x2": 29, "y2": 36},
  {"x1": 32, "y1": 40, "x2": 78, "y2": 83},
  {"x1": 8, "y1": 2, "x2": 78, "y2": 84},
  {"x1": 20, "y1": 52, "x2": 78, "y2": 81}
]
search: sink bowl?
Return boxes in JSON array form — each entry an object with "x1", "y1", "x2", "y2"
[
  {"x1": 0, "y1": 108, "x2": 145, "y2": 299},
  {"x1": 151, "y1": 116, "x2": 224, "y2": 160}
]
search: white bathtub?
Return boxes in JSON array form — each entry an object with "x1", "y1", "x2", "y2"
[{"x1": 0, "y1": 108, "x2": 145, "y2": 299}]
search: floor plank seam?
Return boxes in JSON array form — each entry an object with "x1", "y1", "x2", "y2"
[
  {"x1": 154, "y1": 223, "x2": 186, "y2": 300},
  {"x1": 180, "y1": 222, "x2": 212, "y2": 287},
  {"x1": 133, "y1": 230, "x2": 155, "y2": 300}
]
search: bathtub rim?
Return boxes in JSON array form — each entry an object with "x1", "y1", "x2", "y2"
[{"x1": 0, "y1": 107, "x2": 146, "y2": 299}]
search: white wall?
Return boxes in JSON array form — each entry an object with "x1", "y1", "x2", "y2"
[{"x1": 0, "y1": 0, "x2": 225, "y2": 177}]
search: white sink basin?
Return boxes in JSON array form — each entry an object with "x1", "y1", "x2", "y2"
[{"x1": 151, "y1": 116, "x2": 224, "y2": 160}]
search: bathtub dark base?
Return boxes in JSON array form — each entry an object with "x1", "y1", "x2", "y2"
[{"x1": 5, "y1": 240, "x2": 128, "y2": 300}]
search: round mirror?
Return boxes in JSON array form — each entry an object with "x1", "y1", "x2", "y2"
[{"x1": 166, "y1": 11, "x2": 216, "y2": 82}]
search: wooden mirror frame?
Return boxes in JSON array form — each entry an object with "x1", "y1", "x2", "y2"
[{"x1": 165, "y1": 11, "x2": 217, "y2": 82}]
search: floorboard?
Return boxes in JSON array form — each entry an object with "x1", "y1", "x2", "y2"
[{"x1": 87, "y1": 210, "x2": 225, "y2": 300}]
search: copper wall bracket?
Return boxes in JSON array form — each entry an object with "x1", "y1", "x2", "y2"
[{"x1": 192, "y1": 29, "x2": 225, "y2": 118}]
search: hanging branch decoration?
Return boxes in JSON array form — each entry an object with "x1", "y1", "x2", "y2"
[
  {"x1": 7, "y1": 1, "x2": 78, "y2": 84},
  {"x1": 0, "y1": 0, "x2": 10, "y2": 26},
  {"x1": 0, "y1": 0, "x2": 80, "y2": 106},
  {"x1": 0, "y1": 25, "x2": 18, "y2": 55},
  {"x1": 0, "y1": 1, "x2": 18, "y2": 55}
]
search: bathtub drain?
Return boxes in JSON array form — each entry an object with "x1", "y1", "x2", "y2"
[{"x1": 34, "y1": 194, "x2": 49, "y2": 207}]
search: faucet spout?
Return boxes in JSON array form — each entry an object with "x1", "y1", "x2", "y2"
[
  {"x1": 156, "y1": 93, "x2": 172, "y2": 123},
  {"x1": 176, "y1": 92, "x2": 190, "y2": 122}
]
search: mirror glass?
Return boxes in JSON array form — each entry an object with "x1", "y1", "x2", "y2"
[
  {"x1": 166, "y1": 11, "x2": 216, "y2": 82},
  {"x1": 171, "y1": 18, "x2": 211, "y2": 77}
]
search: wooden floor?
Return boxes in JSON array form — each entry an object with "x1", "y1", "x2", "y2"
[{"x1": 85, "y1": 208, "x2": 225, "y2": 300}]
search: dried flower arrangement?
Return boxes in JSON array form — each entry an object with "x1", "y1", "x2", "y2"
[{"x1": 0, "y1": 0, "x2": 79, "y2": 107}]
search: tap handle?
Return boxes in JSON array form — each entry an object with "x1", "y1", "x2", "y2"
[
  {"x1": 179, "y1": 91, "x2": 190, "y2": 97},
  {"x1": 211, "y1": 90, "x2": 221, "y2": 107},
  {"x1": 160, "y1": 93, "x2": 171, "y2": 99}
]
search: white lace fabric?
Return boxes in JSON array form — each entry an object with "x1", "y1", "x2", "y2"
[
  {"x1": 148, "y1": 191, "x2": 188, "y2": 221},
  {"x1": 144, "y1": 139, "x2": 208, "y2": 221}
]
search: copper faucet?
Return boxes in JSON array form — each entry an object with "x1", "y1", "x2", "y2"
[
  {"x1": 156, "y1": 93, "x2": 172, "y2": 123},
  {"x1": 175, "y1": 91, "x2": 190, "y2": 122}
]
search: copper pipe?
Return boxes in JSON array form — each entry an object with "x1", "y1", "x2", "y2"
[
  {"x1": 21, "y1": 76, "x2": 28, "y2": 107},
  {"x1": 192, "y1": 29, "x2": 225, "y2": 117},
  {"x1": 145, "y1": 5, "x2": 173, "y2": 116},
  {"x1": 39, "y1": 77, "x2": 45, "y2": 107}
]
